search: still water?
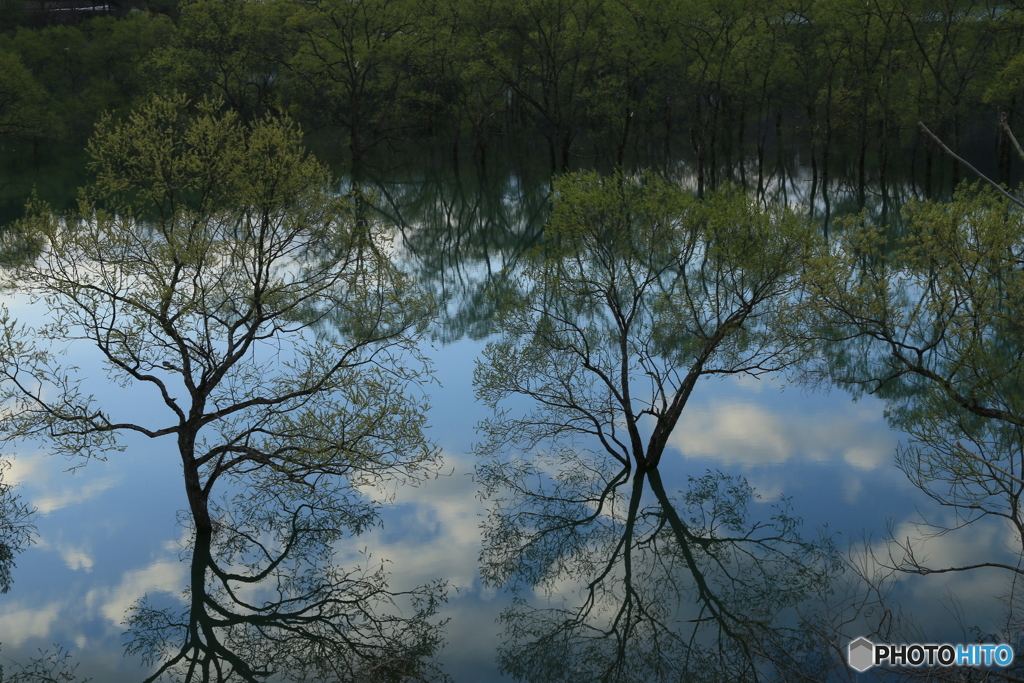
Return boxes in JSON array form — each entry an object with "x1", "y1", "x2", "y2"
[{"x1": 0, "y1": 147, "x2": 1017, "y2": 681}]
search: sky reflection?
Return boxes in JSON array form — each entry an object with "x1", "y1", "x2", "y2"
[{"x1": 0, "y1": 321, "x2": 1012, "y2": 680}]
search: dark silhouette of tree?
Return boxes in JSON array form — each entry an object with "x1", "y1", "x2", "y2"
[
  {"x1": 473, "y1": 170, "x2": 838, "y2": 681},
  {"x1": 125, "y1": 487, "x2": 447, "y2": 682}
]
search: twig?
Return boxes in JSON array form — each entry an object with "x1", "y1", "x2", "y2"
[
  {"x1": 955, "y1": 441, "x2": 1024, "y2": 488},
  {"x1": 918, "y1": 121, "x2": 1024, "y2": 209},
  {"x1": 1001, "y1": 111, "x2": 1024, "y2": 163}
]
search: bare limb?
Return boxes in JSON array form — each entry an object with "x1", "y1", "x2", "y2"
[{"x1": 918, "y1": 121, "x2": 1024, "y2": 209}]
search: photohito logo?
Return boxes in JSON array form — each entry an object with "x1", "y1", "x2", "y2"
[{"x1": 848, "y1": 637, "x2": 1015, "y2": 672}]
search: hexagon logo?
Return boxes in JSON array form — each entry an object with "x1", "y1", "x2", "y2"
[{"x1": 848, "y1": 637, "x2": 875, "y2": 672}]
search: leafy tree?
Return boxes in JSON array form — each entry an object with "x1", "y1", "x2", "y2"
[
  {"x1": 473, "y1": 0, "x2": 608, "y2": 173},
  {"x1": 0, "y1": 49, "x2": 58, "y2": 142},
  {"x1": 82, "y1": 14, "x2": 176, "y2": 115},
  {"x1": 475, "y1": 170, "x2": 814, "y2": 474},
  {"x1": 0, "y1": 456, "x2": 33, "y2": 595},
  {"x1": 287, "y1": 0, "x2": 422, "y2": 172},
  {"x1": 899, "y1": 0, "x2": 999, "y2": 191},
  {"x1": 0, "y1": 0, "x2": 27, "y2": 29},
  {"x1": 0, "y1": 15, "x2": 174, "y2": 141},
  {"x1": 473, "y1": 170, "x2": 834, "y2": 681},
  {"x1": 802, "y1": 186, "x2": 1024, "y2": 653},
  {"x1": 142, "y1": 0, "x2": 296, "y2": 125},
  {"x1": 0, "y1": 95, "x2": 445, "y2": 677}
]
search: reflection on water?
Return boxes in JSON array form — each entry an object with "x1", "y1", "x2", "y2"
[
  {"x1": 126, "y1": 491, "x2": 447, "y2": 683},
  {"x1": 0, "y1": 134, "x2": 1022, "y2": 682},
  {"x1": 470, "y1": 171, "x2": 848, "y2": 681},
  {"x1": 0, "y1": 460, "x2": 34, "y2": 597},
  {"x1": 477, "y1": 450, "x2": 839, "y2": 682}
]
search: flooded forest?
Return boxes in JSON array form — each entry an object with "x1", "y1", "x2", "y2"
[{"x1": 1, "y1": 0, "x2": 1024, "y2": 681}]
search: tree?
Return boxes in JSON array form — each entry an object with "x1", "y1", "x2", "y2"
[
  {"x1": 475, "y1": 170, "x2": 814, "y2": 474},
  {"x1": 802, "y1": 185, "x2": 1024, "y2": 661},
  {"x1": 473, "y1": 171, "x2": 828, "y2": 679},
  {"x1": 142, "y1": 0, "x2": 296, "y2": 125},
  {"x1": 0, "y1": 454, "x2": 33, "y2": 595},
  {"x1": 126, "y1": 485, "x2": 447, "y2": 682},
  {"x1": 0, "y1": 49, "x2": 59, "y2": 143},
  {"x1": 472, "y1": 0, "x2": 608, "y2": 173},
  {"x1": 0, "y1": 95, "x2": 446, "y2": 677},
  {"x1": 476, "y1": 449, "x2": 838, "y2": 682},
  {"x1": 286, "y1": 0, "x2": 421, "y2": 172}
]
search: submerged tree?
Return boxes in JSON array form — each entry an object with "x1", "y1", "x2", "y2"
[
  {"x1": 0, "y1": 95, "x2": 446, "y2": 679},
  {"x1": 474, "y1": 171, "x2": 833, "y2": 680},
  {"x1": 126, "y1": 487, "x2": 447, "y2": 682},
  {"x1": 802, "y1": 184, "x2": 1024, "y2": 666},
  {"x1": 475, "y1": 170, "x2": 815, "y2": 474}
]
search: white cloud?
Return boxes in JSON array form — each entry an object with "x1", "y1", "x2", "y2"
[
  {"x1": 33, "y1": 476, "x2": 121, "y2": 515},
  {"x1": 859, "y1": 517, "x2": 1022, "y2": 634},
  {"x1": 345, "y1": 450, "x2": 486, "y2": 593},
  {"x1": 843, "y1": 445, "x2": 889, "y2": 470},
  {"x1": 668, "y1": 399, "x2": 896, "y2": 469},
  {"x1": 2, "y1": 451, "x2": 122, "y2": 515},
  {"x1": 0, "y1": 602, "x2": 62, "y2": 647},
  {"x1": 86, "y1": 559, "x2": 187, "y2": 626},
  {"x1": 35, "y1": 536, "x2": 94, "y2": 572},
  {"x1": 4, "y1": 453, "x2": 44, "y2": 487}
]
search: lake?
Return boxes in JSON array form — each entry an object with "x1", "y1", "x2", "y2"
[{"x1": 0, "y1": 138, "x2": 1019, "y2": 682}]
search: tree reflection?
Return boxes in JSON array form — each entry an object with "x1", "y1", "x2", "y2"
[
  {"x1": 0, "y1": 459, "x2": 33, "y2": 596},
  {"x1": 363, "y1": 158, "x2": 550, "y2": 342},
  {"x1": 473, "y1": 171, "x2": 839, "y2": 680},
  {"x1": 125, "y1": 484, "x2": 447, "y2": 683},
  {"x1": 477, "y1": 450, "x2": 837, "y2": 682},
  {"x1": 801, "y1": 186, "x2": 1024, "y2": 672}
]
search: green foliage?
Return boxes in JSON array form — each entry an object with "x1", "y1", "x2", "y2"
[
  {"x1": 0, "y1": 14, "x2": 174, "y2": 141},
  {"x1": 804, "y1": 184, "x2": 1024, "y2": 585},
  {"x1": 0, "y1": 92, "x2": 445, "y2": 679},
  {"x1": 476, "y1": 170, "x2": 814, "y2": 471},
  {"x1": 286, "y1": 0, "x2": 423, "y2": 164},
  {"x1": 0, "y1": 0, "x2": 1020, "y2": 176},
  {"x1": 474, "y1": 170, "x2": 834, "y2": 680},
  {"x1": 141, "y1": 0, "x2": 296, "y2": 124},
  {"x1": 1, "y1": 92, "x2": 439, "y2": 515},
  {"x1": 0, "y1": 49, "x2": 57, "y2": 141},
  {"x1": 0, "y1": 459, "x2": 33, "y2": 596}
]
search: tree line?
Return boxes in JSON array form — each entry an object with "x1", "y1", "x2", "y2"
[{"x1": 1, "y1": 0, "x2": 1023, "y2": 189}]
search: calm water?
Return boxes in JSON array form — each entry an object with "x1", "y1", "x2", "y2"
[{"x1": 0, "y1": 148, "x2": 1018, "y2": 681}]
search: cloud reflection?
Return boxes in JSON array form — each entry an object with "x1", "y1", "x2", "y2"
[
  {"x1": 5, "y1": 452, "x2": 122, "y2": 514},
  {"x1": 669, "y1": 399, "x2": 895, "y2": 468},
  {"x1": 0, "y1": 601, "x2": 61, "y2": 647},
  {"x1": 33, "y1": 476, "x2": 120, "y2": 515},
  {"x1": 354, "y1": 449, "x2": 488, "y2": 592},
  {"x1": 86, "y1": 559, "x2": 186, "y2": 626},
  {"x1": 36, "y1": 536, "x2": 94, "y2": 572}
]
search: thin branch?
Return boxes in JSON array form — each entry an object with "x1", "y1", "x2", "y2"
[
  {"x1": 918, "y1": 121, "x2": 1024, "y2": 209},
  {"x1": 1001, "y1": 111, "x2": 1024, "y2": 163}
]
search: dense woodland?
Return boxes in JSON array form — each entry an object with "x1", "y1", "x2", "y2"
[
  {"x1": 5, "y1": 2, "x2": 1024, "y2": 681},
  {"x1": 1, "y1": 0, "x2": 1023, "y2": 195}
]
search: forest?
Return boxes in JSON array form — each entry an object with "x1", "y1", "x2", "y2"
[
  {"x1": 1, "y1": 0, "x2": 1022, "y2": 188},
  {"x1": 0, "y1": 1, "x2": 1023, "y2": 682}
]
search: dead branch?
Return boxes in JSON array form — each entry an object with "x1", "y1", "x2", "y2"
[{"x1": 918, "y1": 121, "x2": 1024, "y2": 209}]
